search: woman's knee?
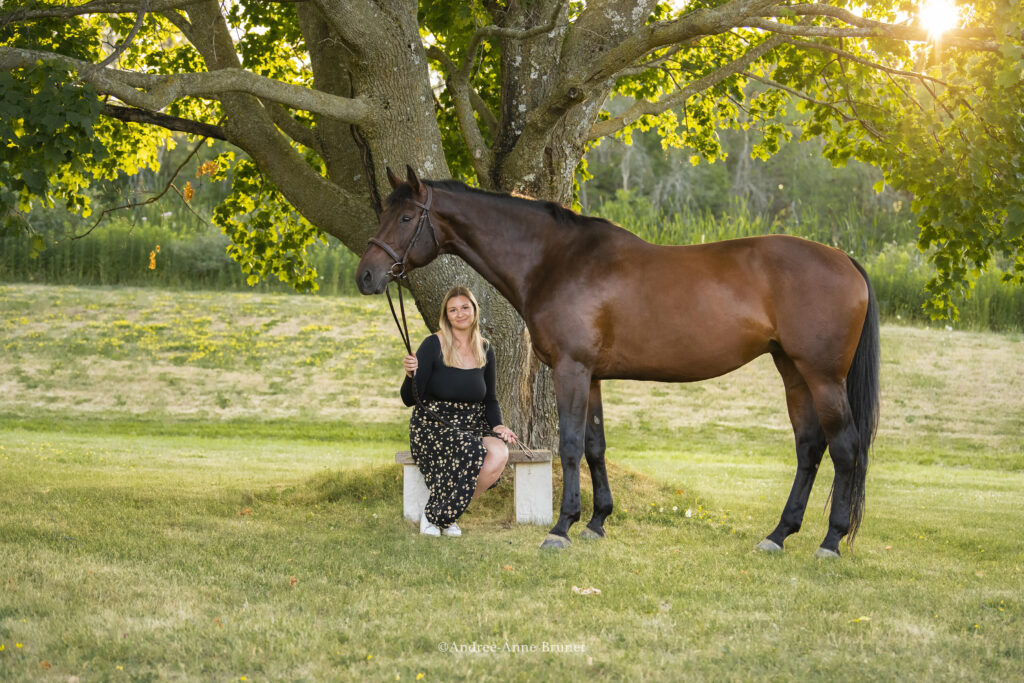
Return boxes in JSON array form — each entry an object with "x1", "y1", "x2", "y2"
[{"x1": 490, "y1": 442, "x2": 509, "y2": 468}]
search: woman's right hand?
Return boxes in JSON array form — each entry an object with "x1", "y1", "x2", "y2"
[{"x1": 403, "y1": 354, "x2": 418, "y2": 377}]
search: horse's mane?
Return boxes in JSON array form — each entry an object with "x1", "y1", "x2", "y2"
[{"x1": 387, "y1": 179, "x2": 618, "y2": 231}]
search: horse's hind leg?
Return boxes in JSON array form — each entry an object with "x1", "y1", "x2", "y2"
[
  {"x1": 758, "y1": 353, "x2": 828, "y2": 552},
  {"x1": 580, "y1": 379, "x2": 613, "y2": 539},
  {"x1": 807, "y1": 380, "x2": 862, "y2": 557}
]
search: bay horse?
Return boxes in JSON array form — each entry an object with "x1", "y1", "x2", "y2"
[{"x1": 358, "y1": 166, "x2": 879, "y2": 558}]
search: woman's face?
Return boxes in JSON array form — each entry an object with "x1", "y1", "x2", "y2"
[{"x1": 446, "y1": 295, "x2": 475, "y2": 333}]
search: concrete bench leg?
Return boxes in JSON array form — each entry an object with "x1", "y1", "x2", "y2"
[
  {"x1": 403, "y1": 464, "x2": 429, "y2": 522},
  {"x1": 402, "y1": 460, "x2": 553, "y2": 525},
  {"x1": 515, "y1": 462, "x2": 553, "y2": 525}
]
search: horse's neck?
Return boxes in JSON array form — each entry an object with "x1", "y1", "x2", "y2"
[{"x1": 440, "y1": 194, "x2": 558, "y2": 313}]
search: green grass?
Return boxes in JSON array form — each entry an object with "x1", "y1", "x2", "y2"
[{"x1": 1, "y1": 284, "x2": 1023, "y2": 680}]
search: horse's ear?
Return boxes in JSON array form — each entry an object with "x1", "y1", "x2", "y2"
[
  {"x1": 386, "y1": 167, "x2": 401, "y2": 189},
  {"x1": 405, "y1": 165, "x2": 422, "y2": 194}
]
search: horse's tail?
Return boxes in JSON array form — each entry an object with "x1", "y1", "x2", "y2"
[{"x1": 844, "y1": 257, "x2": 880, "y2": 546}]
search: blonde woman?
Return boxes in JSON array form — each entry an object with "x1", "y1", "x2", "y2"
[{"x1": 401, "y1": 286, "x2": 516, "y2": 537}]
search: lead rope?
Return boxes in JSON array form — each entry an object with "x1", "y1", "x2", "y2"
[{"x1": 384, "y1": 280, "x2": 539, "y2": 459}]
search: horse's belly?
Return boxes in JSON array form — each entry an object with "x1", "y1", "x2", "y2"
[{"x1": 594, "y1": 326, "x2": 771, "y2": 382}]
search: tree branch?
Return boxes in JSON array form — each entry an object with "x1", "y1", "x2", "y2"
[
  {"x1": 90, "y1": 0, "x2": 149, "y2": 72},
  {"x1": 459, "y1": 0, "x2": 566, "y2": 82},
  {"x1": 265, "y1": 103, "x2": 322, "y2": 152},
  {"x1": 573, "y1": 0, "x2": 779, "y2": 94},
  {"x1": 71, "y1": 131, "x2": 210, "y2": 240},
  {"x1": 158, "y1": 7, "x2": 192, "y2": 37},
  {"x1": 101, "y1": 104, "x2": 227, "y2": 138},
  {"x1": 0, "y1": 46, "x2": 374, "y2": 124},
  {"x1": 784, "y1": 38, "x2": 957, "y2": 88},
  {"x1": 0, "y1": 0, "x2": 199, "y2": 24},
  {"x1": 427, "y1": 45, "x2": 492, "y2": 181},
  {"x1": 589, "y1": 34, "x2": 785, "y2": 140},
  {"x1": 470, "y1": 90, "x2": 499, "y2": 138},
  {"x1": 179, "y1": 0, "x2": 368, "y2": 245},
  {"x1": 744, "y1": 18, "x2": 999, "y2": 51},
  {"x1": 613, "y1": 45, "x2": 685, "y2": 80},
  {"x1": 766, "y1": 4, "x2": 995, "y2": 40},
  {"x1": 740, "y1": 70, "x2": 886, "y2": 141}
]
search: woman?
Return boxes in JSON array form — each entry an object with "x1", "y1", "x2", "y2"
[{"x1": 401, "y1": 286, "x2": 516, "y2": 537}]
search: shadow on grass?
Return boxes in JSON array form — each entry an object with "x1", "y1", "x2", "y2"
[{"x1": 270, "y1": 459, "x2": 725, "y2": 535}]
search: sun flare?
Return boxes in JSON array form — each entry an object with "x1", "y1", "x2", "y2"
[{"x1": 919, "y1": 0, "x2": 960, "y2": 39}]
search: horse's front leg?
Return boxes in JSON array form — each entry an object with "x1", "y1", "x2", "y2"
[
  {"x1": 540, "y1": 361, "x2": 591, "y2": 550},
  {"x1": 580, "y1": 378, "x2": 612, "y2": 539}
]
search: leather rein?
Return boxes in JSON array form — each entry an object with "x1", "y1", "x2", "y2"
[{"x1": 365, "y1": 185, "x2": 437, "y2": 361}]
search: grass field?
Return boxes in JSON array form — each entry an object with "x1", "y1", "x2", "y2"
[{"x1": 1, "y1": 283, "x2": 1022, "y2": 681}]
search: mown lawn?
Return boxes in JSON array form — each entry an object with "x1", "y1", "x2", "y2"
[{"x1": 1, "y1": 284, "x2": 1022, "y2": 681}]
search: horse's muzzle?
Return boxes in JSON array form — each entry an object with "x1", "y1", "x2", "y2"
[{"x1": 356, "y1": 267, "x2": 388, "y2": 295}]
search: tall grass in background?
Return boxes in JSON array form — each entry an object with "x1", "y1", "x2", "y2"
[
  {"x1": 595, "y1": 188, "x2": 919, "y2": 255},
  {"x1": 0, "y1": 220, "x2": 362, "y2": 295},
  {"x1": 864, "y1": 244, "x2": 1024, "y2": 332},
  {"x1": 596, "y1": 191, "x2": 1023, "y2": 332},
  {"x1": 2, "y1": 194, "x2": 1021, "y2": 331}
]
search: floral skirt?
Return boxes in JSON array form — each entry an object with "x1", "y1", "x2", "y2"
[{"x1": 409, "y1": 400, "x2": 491, "y2": 529}]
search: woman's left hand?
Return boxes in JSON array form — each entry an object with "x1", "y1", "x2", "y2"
[{"x1": 494, "y1": 425, "x2": 517, "y2": 444}]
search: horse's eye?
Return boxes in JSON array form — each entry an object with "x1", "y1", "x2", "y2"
[{"x1": 399, "y1": 215, "x2": 412, "y2": 223}]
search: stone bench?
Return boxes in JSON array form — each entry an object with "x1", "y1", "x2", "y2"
[{"x1": 394, "y1": 449, "x2": 553, "y2": 525}]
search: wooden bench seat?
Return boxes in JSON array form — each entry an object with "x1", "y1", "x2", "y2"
[{"x1": 394, "y1": 449, "x2": 553, "y2": 525}]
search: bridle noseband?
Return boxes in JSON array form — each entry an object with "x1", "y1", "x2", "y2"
[{"x1": 367, "y1": 185, "x2": 438, "y2": 281}]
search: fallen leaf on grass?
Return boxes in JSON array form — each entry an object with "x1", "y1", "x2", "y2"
[
  {"x1": 40, "y1": 661, "x2": 51, "y2": 670},
  {"x1": 502, "y1": 565, "x2": 514, "y2": 572},
  {"x1": 238, "y1": 508, "x2": 253, "y2": 516},
  {"x1": 289, "y1": 576, "x2": 297, "y2": 587},
  {"x1": 849, "y1": 616, "x2": 871, "y2": 623},
  {"x1": 572, "y1": 586, "x2": 601, "y2": 595}
]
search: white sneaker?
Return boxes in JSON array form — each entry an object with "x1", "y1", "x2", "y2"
[
  {"x1": 442, "y1": 522, "x2": 462, "y2": 537},
  {"x1": 420, "y1": 513, "x2": 441, "y2": 537}
]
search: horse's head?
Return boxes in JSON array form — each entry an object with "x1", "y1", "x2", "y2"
[{"x1": 357, "y1": 166, "x2": 441, "y2": 294}]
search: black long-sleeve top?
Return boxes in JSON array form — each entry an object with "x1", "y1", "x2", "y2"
[{"x1": 400, "y1": 334, "x2": 503, "y2": 428}]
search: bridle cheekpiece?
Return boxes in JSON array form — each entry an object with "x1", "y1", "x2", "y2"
[{"x1": 367, "y1": 185, "x2": 438, "y2": 281}]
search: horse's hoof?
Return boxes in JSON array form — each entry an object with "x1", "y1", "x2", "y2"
[
  {"x1": 814, "y1": 547, "x2": 841, "y2": 559},
  {"x1": 579, "y1": 527, "x2": 605, "y2": 540},
  {"x1": 539, "y1": 533, "x2": 571, "y2": 550},
  {"x1": 755, "y1": 539, "x2": 783, "y2": 553}
]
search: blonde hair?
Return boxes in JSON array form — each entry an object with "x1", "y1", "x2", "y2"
[{"x1": 437, "y1": 286, "x2": 487, "y2": 368}]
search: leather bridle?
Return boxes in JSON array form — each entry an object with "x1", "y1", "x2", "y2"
[{"x1": 366, "y1": 185, "x2": 438, "y2": 281}]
